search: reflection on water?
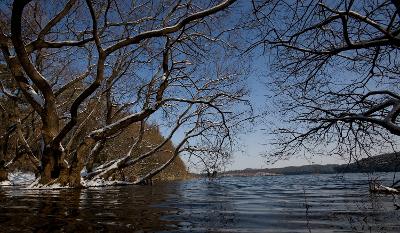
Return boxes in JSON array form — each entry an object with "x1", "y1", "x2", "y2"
[
  {"x1": 0, "y1": 184, "x2": 178, "y2": 232},
  {"x1": 1, "y1": 173, "x2": 400, "y2": 232}
]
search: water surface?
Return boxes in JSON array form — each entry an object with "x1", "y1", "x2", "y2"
[{"x1": 1, "y1": 173, "x2": 400, "y2": 232}]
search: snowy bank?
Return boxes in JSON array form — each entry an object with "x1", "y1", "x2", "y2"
[
  {"x1": 0, "y1": 171, "x2": 35, "y2": 186},
  {"x1": 0, "y1": 170, "x2": 135, "y2": 189}
]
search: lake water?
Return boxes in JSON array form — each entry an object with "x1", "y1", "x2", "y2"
[{"x1": 1, "y1": 173, "x2": 400, "y2": 232}]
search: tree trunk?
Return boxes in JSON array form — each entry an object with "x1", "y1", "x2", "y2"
[
  {"x1": 0, "y1": 144, "x2": 8, "y2": 182},
  {"x1": 0, "y1": 124, "x2": 13, "y2": 182},
  {"x1": 58, "y1": 137, "x2": 95, "y2": 188},
  {"x1": 39, "y1": 145, "x2": 66, "y2": 185},
  {"x1": 38, "y1": 142, "x2": 85, "y2": 188},
  {"x1": 0, "y1": 161, "x2": 7, "y2": 182}
]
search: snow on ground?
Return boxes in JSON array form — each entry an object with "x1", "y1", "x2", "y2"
[
  {"x1": 0, "y1": 180, "x2": 12, "y2": 186},
  {"x1": 0, "y1": 171, "x2": 35, "y2": 186},
  {"x1": 0, "y1": 170, "x2": 133, "y2": 189},
  {"x1": 81, "y1": 178, "x2": 133, "y2": 187},
  {"x1": 27, "y1": 178, "x2": 67, "y2": 189}
]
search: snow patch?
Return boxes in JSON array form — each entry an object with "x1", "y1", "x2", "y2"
[
  {"x1": 0, "y1": 180, "x2": 12, "y2": 186},
  {"x1": 26, "y1": 87, "x2": 45, "y2": 106},
  {"x1": 0, "y1": 171, "x2": 35, "y2": 186},
  {"x1": 0, "y1": 171, "x2": 134, "y2": 189},
  {"x1": 81, "y1": 177, "x2": 133, "y2": 187},
  {"x1": 81, "y1": 166, "x2": 88, "y2": 178},
  {"x1": 26, "y1": 178, "x2": 69, "y2": 190}
]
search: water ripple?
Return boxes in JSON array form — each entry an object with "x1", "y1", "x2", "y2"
[{"x1": 0, "y1": 173, "x2": 399, "y2": 232}]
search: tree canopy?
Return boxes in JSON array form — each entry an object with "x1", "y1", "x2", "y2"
[
  {"x1": 249, "y1": 0, "x2": 400, "y2": 162},
  {"x1": 0, "y1": 0, "x2": 251, "y2": 187}
]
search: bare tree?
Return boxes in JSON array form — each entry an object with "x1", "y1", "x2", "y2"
[
  {"x1": 249, "y1": 0, "x2": 400, "y2": 163},
  {"x1": 0, "y1": 0, "x2": 252, "y2": 187}
]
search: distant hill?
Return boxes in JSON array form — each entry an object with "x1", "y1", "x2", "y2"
[{"x1": 222, "y1": 153, "x2": 400, "y2": 177}]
